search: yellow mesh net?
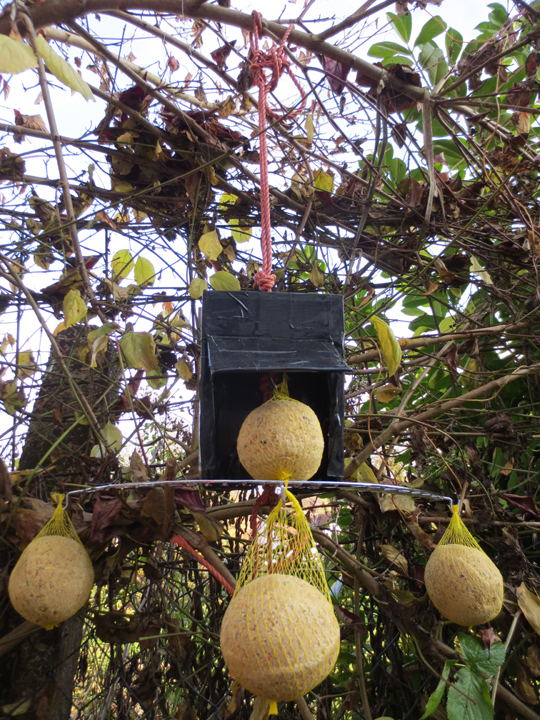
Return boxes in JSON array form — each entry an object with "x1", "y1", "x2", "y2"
[
  {"x1": 438, "y1": 504, "x2": 483, "y2": 552},
  {"x1": 35, "y1": 494, "x2": 83, "y2": 545},
  {"x1": 226, "y1": 485, "x2": 336, "y2": 715},
  {"x1": 235, "y1": 485, "x2": 331, "y2": 603}
]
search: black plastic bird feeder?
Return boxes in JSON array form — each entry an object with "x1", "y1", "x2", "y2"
[{"x1": 200, "y1": 291, "x2": 349, "y2": 486}]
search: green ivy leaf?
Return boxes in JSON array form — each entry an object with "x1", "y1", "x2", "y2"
[
  {"x1": 119, "y1": 331, "x2": 159, "y2": 372},
  {"x1": 415, "y1": 16, "x2": 447, "y2": 47},
  {"x1": 0, "y1": 35, "x2": 37, "y2": 74},
  {"x1": 458, "y1": 634, "x2": 505, "y2": 676},
  {"x1": 420, "y1": 660, "x2": 457, "y2": 719},
  {"x1": 112, "y1": 249, "x2": 134, "y2": 280},
  {"x1": 134, "y1": 256, "x2": 155, "y2": 287},
  {"x1": 447, "y1": 667, "x2": 493, "y2": 720},
  {"x1": 371, "y1": 316, "x2": 402, "y2": 376},
  {"x1": 387, "y1": 11, "x2": 412, "y2": 43},
  {"x1": 210, "y1": 271, "x2": 240, "y2": 291},
  {"x1": 35, "y1": 35, "x2": 93, "y2": 100},
  {"x1": 63, "y1": 288, "x2": 87, "y2": 327}
]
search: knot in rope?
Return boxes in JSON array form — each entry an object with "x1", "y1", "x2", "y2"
[{"x1": 249, "y1": 11, "x2": 305, "y2": 293}]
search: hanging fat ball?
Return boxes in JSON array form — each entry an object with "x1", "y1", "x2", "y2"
[
  {"x1": 220, "y1": 574, "x2": 340, "y2": 702},
  {"x1": 424, "y1": 506, "x2": 503, "y2": 626},
  {"x1": 8, "y1": 498, "x2": 94, "y2": 630},
  {"x1": 237, "y1": 375, "x2": 324, "y2": 481},
  {"x1": 9, "y1": 535, "x2": 94, "y2": 629}
]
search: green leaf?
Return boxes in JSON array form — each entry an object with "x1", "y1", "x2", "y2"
[
  {"x1": 112, "y1": 249, "x2": 134, "y2": 280},
  {"x1": 488, "y1": 3, "x2": 507, "y2": 28},
  {"x1": 387, "y1": 157, "x2": 407, "y2": 185},
  {"x1": 87, "y1": 322, "x2": 119, "y2": 344},
  {"x1": 189, "y1": 278, "x2": 208, "y2": 299},
  {"x1": 446, "y1": 28, "x2": 463, "y2": 64},
  {"x1": 119, "y1": 331, "x2": 159, "y2": 372},
  {"x1": 371, "y1": 316, "x2": 402, "y2": 376},
  {"x1": 63, "y1": 288, "x2": 87, "y2": 327},
  {"x1": 458, "y1": 634, "x2": 505, "y2": 676},
  {"x1": 134, "y1": 256, "x2": 155, "y2": 287},
  {"x1": 209, "y1": 271, "x2": 240, "y2": 291},
  {"x1": 0, "y1": 35, "x2": 37, "y2": 74},
  {"x1": 420, "y1": 659, "x2": 457, "y2": 719},
  {"x1": 199, "y1": 229, "x2": 222, "y2": 261},
  {"x1": 102, "y1": 421, "x2": 123, "y2": 451},
  {"x1": 447, "y1": 667, "x2": 493, "y2": 720},
  {"x1": 415, "y1": 16, "x2": 447, "y2": 47},
  {"x1": 431, "y1": 139, "x2": 466, "y2": 169},
  {"x1": 418, "y1": 44, "x2": 448, "y2": 85},
  {"x1": 387, "y1": 11, "x2": 412, "y2": 43},
  {"x1": 34, "y1": 35, "x2": 93, "y2": 100},
  {"x1": 229, "y1": 220, "x2": 252, "y2": 244},
  {"x1": 146, "y1": 367, "x2": 167, "y2": 389},
  {"x1": 368, "y1": 41, "x2": 412, "y2": 59}
]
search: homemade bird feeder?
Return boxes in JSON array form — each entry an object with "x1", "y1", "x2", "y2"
[{"x1": 199, "y1": 290, "x2": 349, "y2": 485}]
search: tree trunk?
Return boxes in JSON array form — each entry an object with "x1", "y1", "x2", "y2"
[{"x1": 0, "y1": 325, "x2": 119, "y2": 720}]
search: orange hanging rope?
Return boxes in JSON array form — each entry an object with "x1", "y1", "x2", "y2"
[
  {"x1": 170, "y1": 534, "x2": 235, "y2": 596},
  {"x1": 249, "y1": 11, "x2": 306, "y2": 292}
]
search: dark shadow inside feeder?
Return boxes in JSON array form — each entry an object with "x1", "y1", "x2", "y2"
[{"x1": 213, "y1": 371, "x2": 336, "y2": 482}]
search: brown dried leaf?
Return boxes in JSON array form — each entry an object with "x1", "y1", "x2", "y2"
[
  {"x1": 517, "y1": 583, "x2": 540, "y2": 634},
  {"x1": 224, "y1": 680, "x2": 244, "y2": 719},
  {"x1": 141, "y1": 487, "x2": 165, "y2": 525},
  {"x1": 130, "y1": 450, "x2": 149, "y2": 483},
  {"x1": 527, "y1": 644, "x2": 540, "y2": 677},
  {"x1": 0, "y1": 457, "x2": 11, "y2": 503}
]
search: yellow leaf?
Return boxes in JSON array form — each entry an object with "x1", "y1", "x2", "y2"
[
  {"x1": 175, "y1": 357, "x2": 193, "y2": 381},
  {"x1": 134, "y1": 256, "x2": 155, "y2": 287},
  {"x1": 517, "y1": 583, "x2": 540, "y2": 634},
  {"x1": 470, "y1": 255, "x2": 494, "y2": 285},
  {"x1": 192, "y1": 511, "x2": 222, "y2": 541},
  {"x1": 310, "y1": 263, "x2": 325, "y2": 288},
  {"x1": 112, "y1": 180, "x2": 134, "y2": 193},
  {"x1": 16, "y1": 351, "x2": 38, "y2": 379},
  {"x1": 313, "y1": 167, "x2": 334, "y2": 194},
  {"x1": 220, "y1": 193, "x2": 238, "y2": 206},
  {"x1": 53, "y1": 321, "x2": 67, "y2": 336},
  {"x1": 379, "y1": 492, "x2": 415, "y2": 514},
  {"x1": 229, "y1": 219, "x2": 252, "y2": 244},
  {"x1": 376, "y1": 383, "x2": 401, "y2": 403},
  {"x1": 381, "y1": 544, "x2": 408, "y2": 575},
  {"x1": 63, "y1": 289, "x2": 87, "y2": 327},
  {"x1": 210, "y1": 271, "x2": 240, "y2": 291},
  {"x1": 199, "y1": 229, "x2": 222, "y2": 261},
  {"x1": 103, "y1": 421, "x2": 123, "y2": 451},
  {"x1": 189, "y1": 278, "x2": 207, "y2": 299},
  {"x1": 0, "y1": 35, "x2": 37, "y2": 74},
  {"x1": 112, "y1": 249, "x2": 134, "y2": 280},
  {"x1": 358, "y1": 463, "x2": 378, "y2": 483},
  {"x1": 119, "y1": 331, "x2": 159, "y2": 372},
  {"x1": 35, "y1": 35, "x2": 93, "y2": 100},
  {"x1": 305, "y1": 113, "x2": 314, "y2": 145},
  {"x1": 371, "y1": 316, "x2": 402, "y2": 376},
  {"x1": 146, "y1": 367, "x2": 168, "y2": 389}
]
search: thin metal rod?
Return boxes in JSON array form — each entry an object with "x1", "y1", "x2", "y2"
[{"x1": 64, "y1": 479, "x2": 453, "y2": 508}]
